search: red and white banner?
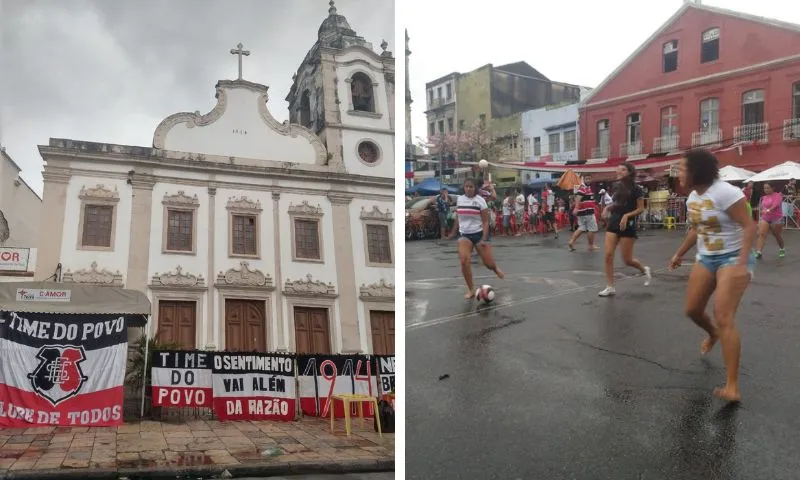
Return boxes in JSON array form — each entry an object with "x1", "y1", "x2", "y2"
[
  {"x1": 297, "y1": 354, "x2": 377, "y2": 418},
  {"x1": 211, "y1": 353, "x2": 296, "y2": 421},
  {"x1": 151, "y1": 351, "x2": 213, "y2": 408},
  {"x1": 0, "y1": 311, "x2": 130, "y2": 427}
]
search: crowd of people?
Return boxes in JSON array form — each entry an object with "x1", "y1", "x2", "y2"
[{"x1": 442, "y1": 149, "x2": 796, "y2": 403}]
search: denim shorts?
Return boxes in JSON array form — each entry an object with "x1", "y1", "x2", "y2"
[{"x1": 696, "y1": 249, "x2": 755, "y2": 278}]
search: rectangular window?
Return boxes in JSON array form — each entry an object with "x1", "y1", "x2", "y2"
[
  {"x1": 563, "y1": 130, "x2": 577, "y2": 151},
  {"x1": 81, "y1": 205, "x2": 113, "y2": 248},
  {"x1": 166, "y1": 210, "x2": 194, "y2": 252},
  {"x1": 366, "y1": 224, "x2": 392, "y2": 264},
  {"x1": 700, "y1": 98, "x2": 719, "y2": 131},
  {"x1": 533, "y1": 137, "x2": 541, "y2": 156},
  {"x1": 428, "y1": 122, "x2": 435, "y2": 136},
  {"x1": 663, "y1": 40, "x2": 678, "y2": 73},
  {"x1": 231, "y1": 214, "x2": 257, "y2": 256},
  {"x1": 447, "y1": 118, "x2": 454, "y2": 133},
  {"x1": 661, "y1": 106, "x2": 678, "y2": 137},
  {"x1": 793, "y1": 82, "x2": 800, "y2": 119},
  {"x1": 626, "y1": 113, "x2": 641, "y2": 143},
  {"x1": 742, "y1": 89, "x2": 765, "y2": 125},
  {"x1": 428, "y1": 90, "x2": 433, "y2": 105},
  {"x1": 437, "y1": 86, "x2": 442, "y2": 99},
  {"x1": 458, "y1": 119, "x2": 466, "y2": 130},
  {"x1": 597, "y1": 120, "x2": 609, "y2": 150},
  {"x1": 446, "y1": 83, "x2": 452, "y2": 100},
  {"x1": 294, "y1": 219, "x2": 320, "y2": 260},
  {"x1": 701, "y1": 28, "x2": 720, "y2": 63},
  {"x1": 437, "y1": 120, "x2": 444, "y2": 134},
  {"x1": 522, "y1": 137, "x2": 532, "y2": 158},
  {"x1": 548, "y1": 133, "x2": 560, "y2": 154}
]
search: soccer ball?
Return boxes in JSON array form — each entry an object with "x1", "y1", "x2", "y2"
[
  {"x1": 475, "y1": 285, "x2": 495, "y2": 303},
  {"x1": 478, "y1": 159, "x2": 489, "y2": 169}
]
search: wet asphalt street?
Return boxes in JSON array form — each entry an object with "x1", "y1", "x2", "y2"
[{"x1": 406, "y1": 229, "x2": 800, "y2": 480}]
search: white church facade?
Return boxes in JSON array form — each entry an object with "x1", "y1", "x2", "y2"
[{"x1": 34, "y1": 4, "x2": 395, "y2": 356}]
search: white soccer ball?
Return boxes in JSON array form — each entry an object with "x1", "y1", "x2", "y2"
[
  {"x1": 478, "y1": 159, "x2": 489, "y2": 169},
  {"x1": 475, "y1": 285, "x2": 495, "y2": 303}
]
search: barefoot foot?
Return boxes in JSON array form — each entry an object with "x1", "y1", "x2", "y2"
[
  {"x1": 713, "y1": 386, "x2": 741, "y2": 403},
  {"x1": 494, "y1": 268, "x2": 505, "y2": 279},
  {"x1": 465, "y1": 290, "x2": 476, "y2": 300},
  {"x1": 700, "y1": 335, "x2": 718, "y2": 355}
]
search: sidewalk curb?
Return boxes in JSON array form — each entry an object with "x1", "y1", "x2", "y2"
[{"x1": 0, "y1": 458, "x2": 395, "y2": 479}]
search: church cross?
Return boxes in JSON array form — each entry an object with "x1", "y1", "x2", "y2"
[{"x1": 229, "y1": 42, "x2": 250, "y2": 80}]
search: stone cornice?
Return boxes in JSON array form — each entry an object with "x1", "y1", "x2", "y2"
[
  {"x1": 39, "y1": 141, "x2": 393, "y2": 188},
  {"x1": 55, "y1": 167, "x2": 393, "y2": 202},
  {"x1": 360, "y1": 205, "x2": 393, "y2": 222},
  {"x1": 42, "y1": 167, "x2": 72, "y2": 184},
  {"x1": 149, "y1": 266, "x2": 206, "y2": 289},
  {"x1": 215, "y1": 261, "x2": 275, "y2": 290},
  {"x1": 62, "y1": 262, "x2": 124, "y2": 287},
  {"x1": 283, "y1": 274, "x2": 337, "y2": 298},
  {"x1": 162, "y1": 191, "x2": 200, "y2": 208},
  {"x1": 129, "y1": 173, "x2": 156, "y2": 190},
  {"x1": 327, "y1": 192, "x2": 354, "y2": 205},
  {"x1": 226, "y1": 196, "x2": 262, "y2": 212},
  {"x1": 359, "y1": 279, "x2": 394, "y2": 302},
  {"x1": 287, "y1": 200, "x2": 324, "y2": 217},
  {"x1": 79, "y1": 184, "x2": 120, "y2": 203}
]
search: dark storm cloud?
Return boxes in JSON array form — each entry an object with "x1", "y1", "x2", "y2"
[{"x1": 0, "y1": 0, "x2": 395, "y2": 194}]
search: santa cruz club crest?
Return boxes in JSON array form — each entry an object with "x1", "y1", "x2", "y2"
[{"x1": 28, "y1": 345, "x2": 88, "y2": 406}]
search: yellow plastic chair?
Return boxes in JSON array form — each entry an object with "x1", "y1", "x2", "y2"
[
  {"x1": 664, "y1": 217, "x2": 676, "y2": 230},
  {"x1": 329, "y1": 393, "x2": 382, "y2": 437}
]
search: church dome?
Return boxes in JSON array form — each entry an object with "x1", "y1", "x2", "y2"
[{"x1": 318, "y1": 1, "x2": 357, "y2": 39}]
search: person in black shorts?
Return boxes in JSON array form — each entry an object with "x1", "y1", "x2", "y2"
[{"x1": 598, "y1": 162, "x2": 652, "y2": 297}]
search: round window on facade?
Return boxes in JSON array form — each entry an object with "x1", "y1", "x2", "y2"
[{"x1": 357, "y1": 141, "x2": 380, "y2": 165}]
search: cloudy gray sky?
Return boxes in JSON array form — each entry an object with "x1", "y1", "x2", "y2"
[
  {"x1": 0, "y1": 0, "x2": 394, "y2": 195},
  {"x1": 405, "y1": 0, "x2": 800, "y2": 146}
]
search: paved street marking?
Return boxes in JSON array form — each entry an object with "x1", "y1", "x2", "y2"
[{"x1": 406, "y1": 268, "x2": 668, "y2": 332}]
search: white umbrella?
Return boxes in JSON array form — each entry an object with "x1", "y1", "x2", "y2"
[
  {"x1": 718, "y1": 165, "x2": 756, "y2": 182},
  {"x1": 746, "y1": 161, "x2": 800, "y2": 183}
]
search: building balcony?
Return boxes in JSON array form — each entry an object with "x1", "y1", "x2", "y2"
[
  {"x1": 591, "y1": 146, "x2": 610, "y2": 158},
  {"x1": 653, "y1": 135, "x2": 679, "y2": 153},
  {"x1": 733, "y1": 123, "x2": 769, "y2": 144},
  {"x1": 619, "y1": 140, "x2": 642, "y2": 157},
  {"x1": 783, "y1": 118, "x2": 800, "y2": 141},
  {"x1": 691, "y1": 128, "x2": 722, "y2": 148},
  {"x1": 426, "y1": 97, "x2": 454, "y2": 110}
]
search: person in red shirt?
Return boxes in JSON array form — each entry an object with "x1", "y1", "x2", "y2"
[{"x1": 568, "y1": 176, "x2": 599, "y2": 251}]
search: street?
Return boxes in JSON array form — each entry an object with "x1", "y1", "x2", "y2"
[
  {"x1": 406, "y1": 230, "x2": 800, "y2": 480},
  {"x1": 239, "y1": 475, "x2": 393, "y2": 480}
]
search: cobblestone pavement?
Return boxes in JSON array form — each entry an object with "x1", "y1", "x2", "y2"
[{"x1": 0, "y1": 417, "x2": 393, "y2": 476}]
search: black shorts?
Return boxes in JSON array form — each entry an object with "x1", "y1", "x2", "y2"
[
  {"x1": 459, "y1": 231, "x2": 490, "y2": 245},
  {"x1": 606, "y1": 215, "x2": 638, "y2": 238},
  {"x1": 543, "y1": 211, "x2": 555, "y2": 222}
]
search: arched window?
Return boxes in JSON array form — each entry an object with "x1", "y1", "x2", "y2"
[
  {"x1": 350, "y1": 73, "x2": 375, "y2": 112},
  {"x1": 299, "y1": 90, "x2": 311, "y2": 128}
]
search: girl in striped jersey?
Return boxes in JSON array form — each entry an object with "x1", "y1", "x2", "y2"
[{"x1": 448, "y1": 178, "x2": 505, "y2": 299}]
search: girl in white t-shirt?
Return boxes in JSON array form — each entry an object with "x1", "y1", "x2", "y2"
[
  {"x1": 448, "y1": 178, "x2": 505, "y2": 299},
  {"x1": 668, "y1": 149, "x2": 756, "y2": 403}
]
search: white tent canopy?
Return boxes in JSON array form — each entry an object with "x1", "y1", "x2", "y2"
[
  {"x1": 747, "y1": 161, "x2": 800, "y2": 183},
  {"x1": 719, "y1": 165, "x2": 756, "y2": 182}
]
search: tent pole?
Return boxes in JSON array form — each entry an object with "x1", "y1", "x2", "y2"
[{"x1": 139, "y1": 315, "x2": 152, "y2": 419}]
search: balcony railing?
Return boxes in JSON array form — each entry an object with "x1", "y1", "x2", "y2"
[
  {"x1": 653, "y1": 135, "x2": 680, "y2": 153},
  {"x1": 591, "y1": 145, "x2": 610, "y2": 158},
  {"x1": 427, "y1": 97, "x2": 454, "y2": 109},
  {"x1": 619, "y1": 140, "x2": 642, "y2": 157},
  {"x1": 783, "y1": 118, "x2": 800, "y2": 141},
  {"x1": 733, "y1": 123, "x2": 769, "y2": 143},
  {"x1": 691, "y1": 128, "x2": 722, "y2": 148}
]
